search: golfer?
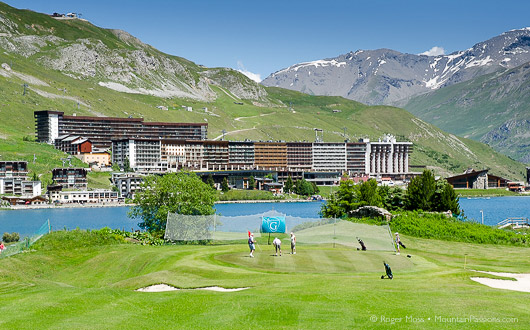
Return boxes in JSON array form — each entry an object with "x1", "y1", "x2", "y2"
[
  {"x1": 290, "y1": 232, "x2": 296, "y2": 254},
  {"x1": 248, "y1": 233, "x2": 256, "y2": 258},
  {"x1": 0, "y1": 241, "x2": 4, "y2": 253},
  {"x1": 272, "y1": 237, "x2": 282, "y2": 256},
  {"x1": 395, "y1": 232, "x2": 401, "y2": 253}
]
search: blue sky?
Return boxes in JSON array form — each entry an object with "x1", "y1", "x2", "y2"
[{"x1": 5, "y1": 0, "x2": 530, "y2": 81}]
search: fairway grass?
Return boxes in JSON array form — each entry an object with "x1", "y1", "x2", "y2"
[{"x1": 0, "y1": 233, "x2": 528, "y2": 329}]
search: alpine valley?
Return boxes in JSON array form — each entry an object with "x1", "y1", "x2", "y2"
[{"x1": 0, "y1": 2, "x2": 526, "y2": 185}]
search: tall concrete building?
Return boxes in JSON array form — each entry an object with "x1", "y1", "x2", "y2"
[
  {"x1": 35, "y1": 110, "x2": 207, "y2": 148},
  {"x1": 366, "y1": 135, "x2": 412, "y2": 175},
  {"x1": 312, "y1": 142, "x2": 347, "y2": 172}
]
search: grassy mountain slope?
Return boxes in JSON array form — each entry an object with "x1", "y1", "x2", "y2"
[
  {"x1": 0, "y1": 2, "x2": 526, "y2": 182},
  {"x1": 403, "y1": 62, "x2": 530, "y2": 163}
]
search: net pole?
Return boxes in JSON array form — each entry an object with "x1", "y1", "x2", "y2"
[
  {"x1": 333, "y1": 218, "x2": 336, "y2": 248},
  {"x1": 213, "y1": 214, "x2": 216, "y2": 236},
  {"x1": 387, "y1": 224, "x2": 397, "y2": 253}
]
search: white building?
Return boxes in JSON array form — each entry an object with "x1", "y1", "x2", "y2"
[
  {"x1": 161, "y1": 140, "x2": 187, "y2": 172},
  {"x1": 366, "y1": 135, "x2": 412, "y2": 175},
  {"x1": 312, "y1": 142, "x2": 347, "y2": 172},
  {"x1": 111, "y1": 172, "x2": 144, "y2": 199},
  {"x1": 112, "y1": 139, "x2": 167, "y2": 173},
  {"x1": 0, "y1": 178, "x2": 41, "y2": 197},
  {"x1": 48, "y1": 189, "x2": 119, "y2": 204}
]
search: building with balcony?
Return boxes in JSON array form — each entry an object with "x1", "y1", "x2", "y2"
[
  {"x1": 203, "y1": 141, "x2": 229, "y2": 171},
  {"x1": 52, "y1": 168, "x2": 88, "y2": 189},
  {"x1": 287, "y1": 142, "x2": 312, "y2": 171},
  {"x1": 0, "y1": 178, "x2": 41, "y2": 196},
  {"x1": 0, "y1": 161, "x2": 28, "y2": 179},
  {"x1": 346, "y1": 141, "x2": 368, "y2": 175},
  {"x1": 35, "y1": 110, "x2": 207, "y2": 149},
  {"x1": 312, "y1": 142, "x2": 346, "y2": 172},
  {"x1": 228, "y1": 141, "x2": 255, "y2": 170},
  {"x1": 112, "y1": 139, "x2": 166, "y2": 173},
  {"x1": 54, "y1": 135, "x2": 93, "y2": 154},
  {"x1": 111, "y1": 172, "x2": 144, "y2": 199},
  {"x1": 254, "y1": 142, "x2": 287, "y2": 170}
]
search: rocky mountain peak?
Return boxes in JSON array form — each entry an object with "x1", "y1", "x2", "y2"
[{"x1": 262, "y1": 28, "x2": 530, "y2": 105}]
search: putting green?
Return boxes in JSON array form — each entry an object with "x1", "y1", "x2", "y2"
[{"x1": 215, "y1": 246, "x2": 417, "y2": 273}]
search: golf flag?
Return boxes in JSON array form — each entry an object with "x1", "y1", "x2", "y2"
[{"x1": 261, "y1": 216, "x2": 286, "y2": 233}]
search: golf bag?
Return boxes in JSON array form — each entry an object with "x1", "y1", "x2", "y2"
[
  {"x1": 381, "y1": 262, "x2": 393, "y2": 279},
  {"x1": 357, "y1": 237, "x2": 367, "y2": 251},
  {"x1": 398, "y1": 241, "x2": 406, "y2": 249}
]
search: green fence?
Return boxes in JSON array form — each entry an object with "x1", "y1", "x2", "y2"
[{"x1": 0, "y1": 220, "x2": 50, "y2": 259}]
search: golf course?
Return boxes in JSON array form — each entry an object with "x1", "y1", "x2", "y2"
[{"x1": 0, "y1": 229, "x2": 528, "y2": 329}]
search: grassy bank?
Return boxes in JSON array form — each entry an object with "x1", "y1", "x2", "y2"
[
  {"x1": 456, "y1": 188, "x2": 519, "y2": 197},
  {"x1": 217, "y1": 189, "x2": 284, "y2": 201},
  {"x1": 389, "y1": 211, "x2": 529, "y2": 246}
]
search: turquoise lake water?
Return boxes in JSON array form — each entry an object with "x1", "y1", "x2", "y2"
[{"x1": 1, "y1": 197, "x2": 529, "y2": 238}]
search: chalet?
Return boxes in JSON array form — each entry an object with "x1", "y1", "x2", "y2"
[{"x1": 445, "y1": 169, "x2": 510, "y2": 189}]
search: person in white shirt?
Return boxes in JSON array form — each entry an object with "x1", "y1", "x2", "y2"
[
  {"x1": 290, "y1": 232, "x2": 296, "y2": 254},
  {"x1": 248, "y1": 233, "x2": 256, "y2": 258},
  {"x1": 272, "y1": 237, "x2": 282, "y2": 256}
]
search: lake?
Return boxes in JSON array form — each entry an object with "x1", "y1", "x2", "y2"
[{"x1": 1, "y1": 197, "x2": 529, "y2": 238}]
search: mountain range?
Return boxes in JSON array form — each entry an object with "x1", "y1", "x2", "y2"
[
  {"x1": 0, "y1": 2, "x2": 526, "y2": 182},
  {"x1": 261, "y1": 28, "x2": 530, "y2": 105},
  {"x1": 261, "y1": 28, "x2": 530, "y2": 163}
]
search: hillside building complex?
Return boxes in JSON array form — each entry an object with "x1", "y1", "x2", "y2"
[
  {"x1": 112, "y1": 135, "x2": 413, "y2": 182},
  {"x1": 34, "y1": 110, "x2": 208, "y2": 149}
]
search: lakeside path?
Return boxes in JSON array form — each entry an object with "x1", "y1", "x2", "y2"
[
  {"x1": 4, "y1": 202, "x2": 128, "y2": 210},
  {"x1": 2, "y1": 199, "x2": 319, "y2": 210},
  {"x1": 216, "y1": 199, "x2": 315, "y2": 204}
]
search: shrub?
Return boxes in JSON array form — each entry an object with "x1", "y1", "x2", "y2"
[{"x1": 2, "y1": 232, "x2": 20, "y2": 243}]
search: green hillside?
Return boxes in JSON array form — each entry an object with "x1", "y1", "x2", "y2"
[
  {"x1": 403, "y1": 62, "x2": 530, "y2": 163},
  {"x1": 0, "y1": 2, "x2": 526, "y2": 182}
]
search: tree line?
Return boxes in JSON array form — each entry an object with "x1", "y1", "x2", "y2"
[{"x1": 321, "y1": 170, "x2": 460, "y2": 218}]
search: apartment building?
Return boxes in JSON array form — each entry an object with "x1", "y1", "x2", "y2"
[
  {"x1": 35, "y1": 110, "x2": 207, "y2": 148},
  {"x1": 111, "y1": 172, "x2": 144, "y2": 199},
  {"x1": 112, "y1": 139, "x2": 166, "y2": 173},
  {"x1": 0, "y1": 161, "x2": 41, "y2": 196},
  {"x1": 161, "y1": 140, "x2": 187, "y2": 171},
  {"x1": 0, "y1": 161, "x2": 28, "y2": 179},
  {"x1": 75, "y1": 149, "x2": 111, "y2": 168},
  {"x1": 346, "y1": 142, "x2": 369, "y2": 175},
  {"x1": 367, "y1": 135, "x2": 412, "y2": 175},
  {"x1": 203, "y1": 141, "x2": 229, "y2": 171},
  {"x1": 312, "y1": 142, "x2": 346, "y2": 172},
  {"x1": 52, "y1": 168, "x2": 88, "y2": 189},
  {"x1": 228, "y1": 141, "x2": 255, "y2": 170},
  {"x1": 0, "y1": 178, "x2": 41, "y2": 196},
  {"x1": 287, "y1": 142, "x2": 312, "y2": 171},
  {"x1": 184, "y1": 140, "x2": 204, "y2": 170},
  {"x1": 54, "y1": 135, "x2": 92, "y2": 154},
  {"x1": 254, "y1": 142, "x2": 287, "y2": 170}
]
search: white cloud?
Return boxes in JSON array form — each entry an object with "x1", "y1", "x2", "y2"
[
  {"x1": 236, "y1": 61, "x2": 262, "y2": 83},
  {"x1": 419, "y1": 46, "x2": 446, "y2": 56}
]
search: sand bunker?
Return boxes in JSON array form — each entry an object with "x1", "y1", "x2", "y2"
[
  {"x1": 197, "y1": 286, "x2": 249, "y2": 292},
  {"x1": 136, "y1": 284, "x2": 179, "y2": 292},
  {"x1": 136, "y1": 284, "x2": 249, "y2": 293},
  {"x1": 470, "y1": 271, "x2": 530, "y2": 293}
]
